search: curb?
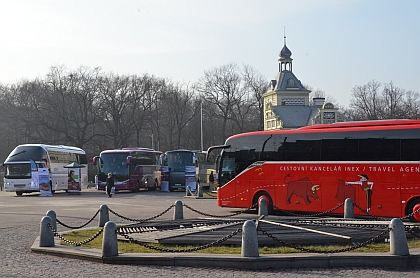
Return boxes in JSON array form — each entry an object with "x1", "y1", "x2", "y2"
[{"x1": 31, "y1": 237, "x2": 420, "y2": 269}]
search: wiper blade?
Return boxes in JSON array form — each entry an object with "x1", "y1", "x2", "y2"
[{"x1": 9, "y1": 150, "x2": 27, "y2": 158}]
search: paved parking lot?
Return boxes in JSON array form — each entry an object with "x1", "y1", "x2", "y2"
[{"x1": 1, "y1": 189, "x2": 419, "y2": 277}]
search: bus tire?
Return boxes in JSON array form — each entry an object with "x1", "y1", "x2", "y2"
[
  {"x1": 406, "y1": 198, "x2": 420, "y2": 222},
  {"x1": 253, "y1": 191, "x2": 274, "y2": 215},
  {"x1": 16, "y1": 192, "x2": 23, "y2": 196},
  {"x1": 148, "y1": 181, "x2": 157, "y2": 191},
  {"x1": 132, "y1": 181, "x2": 140, "y2": 193}
]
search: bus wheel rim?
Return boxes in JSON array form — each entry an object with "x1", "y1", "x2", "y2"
[{"x1": 413, "y1": 203, "x2": 420, "y2": 222}]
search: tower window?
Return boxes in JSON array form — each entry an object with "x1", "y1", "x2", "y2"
[{"x1": 287, "y1": 78, "x2": 295, "y2": 88}]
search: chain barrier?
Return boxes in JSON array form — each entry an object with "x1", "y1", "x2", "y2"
[
  {"x1": 405, "y1": 226, "x2": 420, "y2": 239},
  {"x1": 186, "y1": 186, "x2": 198, "y2": 197},
  {"x1": 56, "y1": 209, "x2": 101, "y2": 229},
  {"x1": 257, "y1": 226, "x2": 390, "y2": 254},
  {"x1": 116, "y1": 228, "x2": 242, "y2": 253},
  {"x1": 399, "y1": 206, "x2": 420, "y2": 221},
  {"x1": 108, "y1": 205, "x2": 175, "y2": 223},
  {"x1": 183, "y1": 203, "x2": 257, "y2": 218},
  {"x1": 278, "y1": 218, "x2": 389, "y2": 230},
  {"x1": 47, "y1": 223, "x2": 103, "y2": 246},
  {"x1": 353, "y1": 202, "x2": 420, "y2": 222},
  {"x1": 271, "y1": 203, "x2": 344, "y2": 217},
  {"x1": 352, "y1": 203, "x2": 389, "y2": 221}
]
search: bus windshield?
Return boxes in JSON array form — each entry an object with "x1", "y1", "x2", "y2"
[
  {"x1": 98, "y1": 153, "x2": 129, "y2": 178},
  {"x1": 4, "y1": 163, "x2": 44, "y2": 179},
  {"x1": 166, "y1": 152, "x2": 194, "y2": 171},
  {"x1": 5, "y1": 145, "x2": 46, "y2": 162}
]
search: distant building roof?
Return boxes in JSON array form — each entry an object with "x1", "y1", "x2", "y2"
[
  {"x1": 273, "y1": 105, "x2": 322, "y2": 128},
  {"x1": 273, "y1": 70, "x2": 310, "y2": 92}
]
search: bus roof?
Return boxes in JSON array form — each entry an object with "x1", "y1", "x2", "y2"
[
  {"x1": 13, "y1": 144, "x2": 85, "y2": 153},
  {"x1": 100, "y1": 148, "x2": 162, "y2": 155},
  {"x1": 227, "y1": 119, "x2": 420, "y2": 140},
  {"x1": 298, "y1": 119, "x2": 420, "y2": 130}
]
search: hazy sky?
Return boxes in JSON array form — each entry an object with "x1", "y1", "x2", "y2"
[{"x1": 1, "y1": 0, "x2": 419, "y2": 107}]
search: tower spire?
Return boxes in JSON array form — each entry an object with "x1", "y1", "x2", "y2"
[{"x1": 284, "y1": 26, "x2": 286, "y2": 45}]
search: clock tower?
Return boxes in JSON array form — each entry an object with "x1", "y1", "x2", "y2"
[
  {"x1": 263, "y1": 36, "x2": 311, "y2": 130},
  {"x1": 262, "y1": 36, "x2": 348, "y2": 130}
]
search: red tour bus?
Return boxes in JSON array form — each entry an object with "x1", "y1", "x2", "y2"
[
  {"x1": 207, "y1": 120, "x2": 420, "y2": 222},
  {"x1": 93, "y1": 148, "x2": 162, "y2": 192}
]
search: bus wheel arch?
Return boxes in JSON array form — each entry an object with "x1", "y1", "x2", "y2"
[
  {"x1": 253, "y1": 191, "x2": 274, "y2": 214},
  {"x1": 406, "y1": 198, "x2": 420, "y2": 222}
]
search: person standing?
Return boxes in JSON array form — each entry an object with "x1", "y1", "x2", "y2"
[
  {"x1": 209, "y1": 171, "x2": 215, "y2": 190},
  {"x1": 106, "y1": 173, "x2": 115, "y2": 198}
]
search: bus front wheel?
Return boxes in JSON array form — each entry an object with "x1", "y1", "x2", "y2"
[
  {"x1": 253, "y1": 192, "x2": 274, "y2": 214},
  {"x1": 132, "y1": 181, "x2": 140, "y2": 193},
  {"x1": 16, "y1": 192, "x2": 23, "y2": 196},
  {"x1": 147, "y1": 180, "x2": 157, "y2": 191},
  {"x1": 407, "y1": 199, "x2": 420, "y2": 222}
]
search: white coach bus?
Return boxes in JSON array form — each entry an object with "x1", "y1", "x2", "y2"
[{"x1": 3, "y1": 144, "x2": 88, "y2": 196}]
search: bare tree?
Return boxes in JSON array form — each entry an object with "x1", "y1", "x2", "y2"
[
  {"x1": 198, "y1": 63, "x2": 244, "y2": 140},
  {"x1": 160, "y1": 83, "x2": 200, "y2": 149},
  {"x1": 38, "y1": 66, "x2": 103, "y2": 148},
  {"x1": 382, "y1": 81, "x2": 405, "y2": 119},
  {"x1": 349, "y1": 80, "x2": 382, "y2": 120},
  {"x1": 97, "y1": 73, "x2": 139, "y2": 148},
  {"x1": 403, "y1": 90, "x2": 420, "y2": 119},
  {"x1": 242, "y1": 65, "x2": 268, "y2": 131}
]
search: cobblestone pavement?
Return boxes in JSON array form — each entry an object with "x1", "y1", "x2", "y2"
[
  {"x1": 1, "y1": 190, "x2": 420, "y2": 277},
  {"x1": 1, "y1": 224, "x2": 419, "y2": 278}
]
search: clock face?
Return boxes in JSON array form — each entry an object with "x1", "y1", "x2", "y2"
[{"x1": 323, "y1": 112, "x2": 335, "y2": 119}]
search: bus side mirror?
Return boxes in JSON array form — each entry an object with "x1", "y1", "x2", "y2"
[
  {"x1": 216, "y1": 155, "x2": 221, "y2": 171},
  {"x1": 126, "y1": 156, "x2": 132, "y2": 165},
  {"x1": 92, "y1": 156, "x2": 99, "y2": 165}
]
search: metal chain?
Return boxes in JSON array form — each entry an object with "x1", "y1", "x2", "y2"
[
  {"x1": 399, "y1": 206, "x2": 420, "y2": 220},
  {"x1": 405, "y1": 226, "x2": 420, "y2": 239},
  {"x1": 272, "y1": 203, "x2": 343, "y2": 217},
  {"x1": 257, "y1": 226, "x2": 390, "y2": 254},
  {"x1": 352, "y1": 203, "x2": 389, "y2": 221},
  {"x1": 56, "y1": 209, "x2": 100, "y2": 229},
  {"x1": 183, "y1": 203, "x2": 257, "y2": 218},
  {"x1": 116, "y1": 228, "x2": 242, "y2": 253},
  {"x1": 108, "y1": 205, "x2": 175, "y2": 223},
  {"x1": 47, "y1": 223, "x2": 103, "y2": 246},
  {"x1": 186, "y1": 186, "x2": 198, "y2": 196},
  {"x1": 279, "y1": 218, "x2": 389, "y2": 230},
  {"x1": 353, "y1": 202, "x2": 420, "y2": 221}
]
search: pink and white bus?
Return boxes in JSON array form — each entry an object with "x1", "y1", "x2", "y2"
[{"x1": 93, "y1": 148, "x2": 162, "y2": 192}]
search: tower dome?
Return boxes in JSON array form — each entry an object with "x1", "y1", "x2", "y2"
[{"x1": 280, "y1": 45, "x2": 292, "y2": 58}]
